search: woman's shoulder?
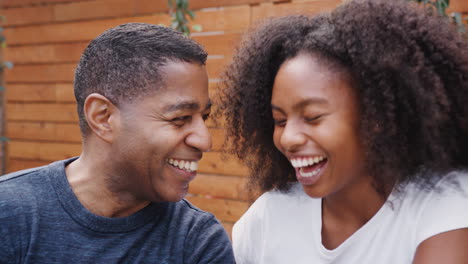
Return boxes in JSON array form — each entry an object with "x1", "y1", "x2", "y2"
[{"x1": 397, "y1": 170, "x2": 468, "y2": 246}]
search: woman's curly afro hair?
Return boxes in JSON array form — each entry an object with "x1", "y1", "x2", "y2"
[{"x1": 216, "y1": 0, "x2": 468, "y2": 195}]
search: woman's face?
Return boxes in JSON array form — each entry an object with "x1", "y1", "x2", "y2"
[{"x1": 271, "y1": 53, "x2": 369, "y2": 199}]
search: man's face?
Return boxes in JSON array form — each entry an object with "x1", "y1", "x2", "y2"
[{"x1": 109, "y1": 61, "x2": 211, "y2": 203}]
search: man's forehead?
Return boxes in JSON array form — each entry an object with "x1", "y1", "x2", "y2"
[{"x1": 161, "y1": 99, "x2": 212, "y2": 113}]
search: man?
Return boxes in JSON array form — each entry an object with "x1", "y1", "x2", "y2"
[{"x1": 0, "y1": 23, "x2": 234, "y2": 263}]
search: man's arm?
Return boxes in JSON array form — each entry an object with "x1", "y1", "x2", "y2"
[{"x1": 413, "y1": 228, "x2": 468, "y2": 264}]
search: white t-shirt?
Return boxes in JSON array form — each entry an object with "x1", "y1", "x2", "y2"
[{"x1": 232, "y1": 171, "x2": 468, "y2": 264}]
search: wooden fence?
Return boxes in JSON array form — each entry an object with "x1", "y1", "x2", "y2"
[{"x1": 1, "y1": 0, "x2": 467, "y2": 237}]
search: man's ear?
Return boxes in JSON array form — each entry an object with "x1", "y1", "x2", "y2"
[{"x1": 83, "y1": 93, "x2": 119, "y2": 143}]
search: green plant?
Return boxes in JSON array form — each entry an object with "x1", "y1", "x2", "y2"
[
  {"x1": 167, "y1": 0, "x2": 202, "y2": 36},
  {"x1": 409, "y1": 0, "x2": 466, "y2": 32}
]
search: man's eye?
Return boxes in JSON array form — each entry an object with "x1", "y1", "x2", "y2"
[{"x1": 172, "y1": 116, "x2": 191, "y2": 126}]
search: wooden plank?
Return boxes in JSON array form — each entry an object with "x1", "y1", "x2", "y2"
[
  {"x1": 6, "y1": 121, "x2": 81, "y2": 142},
  {"x1": 5, "y1": 121, "x2": 223, "y2": 148},
  {"x1": 0, "y1": 0, "x2": 86, "y2": 8},
  {"x1": 7, "y1": 158, "x2": 49, "y2": 173},
  {"x1": 6, "y1": 84, "x2": 75, "y2": 103},
  {"x1": 4, "y1": 34, "x2": 238, "y2": 64},
  {"x1": 206, "y1": 57, "x2": 229, "y2": 80},
  {"x1": 186, "y1": 195, "x2": 249, "y2": 222},
  {"x1": 135, "y1": 0, "x2": 268, "y2": 14},
  {"x1": 198, "y1": 152, "x2": 248, "y2": 177},
  {"x1": 3, "y1": 15, "x2": 169, "y2": 46},
  {"x1": 53, "y1": 0, "x2": 135, "y2": 22},
  {"x1": 189, "y1": 173, "x2": 248, "y2": 200},
  {"x1": 4, "y1": 42, "x2": 87, "y2": 64},
  {"x1": 9, "y1": 140, "x2": 81, "y2": 161},
  {"x1": 252, "y1": 0, "x2": 341, "y2": 22},
  {"x1": 193, "y1": 33, "x2": 241, "y2": 57},
  {"x1": 4, "y1": 6, "x2": 249, "y2": 45},
  {"x1": 209, "y1": 127, "x2": 224, "y2": 151},
  {"x1": 7, "y1": 103, "x2": 78, "y2": 122},
  {"x1": 190, "y1": 0, "x2": 268, "y2": 10},
  {"x1": 5, "y1": 63, "x2": 76, "y2": 83},
  {"x1": 448, "y1": 0, "x2": 468, "y2": 13},
  {"x1": 0, "y1": 6, "x2": 54, "y2": 26},
  {"x1": 5, "y1": 58, "x2": 225, "y2": 83}
]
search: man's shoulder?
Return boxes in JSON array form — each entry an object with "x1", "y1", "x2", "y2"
[
  {"x1": 0, "y1": 165, "x2": 49, "y2": 184},
  {"x1": 0, "y1": 162, "x2": 59, "y2": 212},
  {"x1": 172, "y1": 199, "x2": 217, "y2": 222}
]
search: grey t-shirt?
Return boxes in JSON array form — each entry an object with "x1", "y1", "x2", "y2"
[{"x1": 0, "y1": 158, "x2": 235, "y2": 263}]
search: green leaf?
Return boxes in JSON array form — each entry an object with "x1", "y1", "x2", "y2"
[
  {"x1": 191, "y1": 24, "x2": 202, "y2": 32},
  {"x1": 168, "y1": 0, "x2": 174, "y2": 8},
  {"x1": 187, "y1": 10, "x2": 195, "y2": 19}
]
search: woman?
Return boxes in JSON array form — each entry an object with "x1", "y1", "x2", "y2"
[{"x1": 217, "y1": 0, "x2": 468, "y2": 263}]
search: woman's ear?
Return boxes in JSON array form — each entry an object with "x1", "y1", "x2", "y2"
[{"x1": 83, "y1": 93, "x2": 119, "y2": 143}]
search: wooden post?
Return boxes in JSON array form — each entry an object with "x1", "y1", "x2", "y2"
[
  {"x1": 0, "y1": 41, "x2": 6, "y2": 174},
  {"x1": 0, "y1": 44, "x2": 6, "y2": 175}
]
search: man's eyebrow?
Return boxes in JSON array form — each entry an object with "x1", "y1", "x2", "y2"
[{"x1": 163, "y1": 100, "x2": 212, "y2": 113}]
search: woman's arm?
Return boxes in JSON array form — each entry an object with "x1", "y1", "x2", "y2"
[{"x1": 413, "y1": 228, "x2": 468, "y2": 264}]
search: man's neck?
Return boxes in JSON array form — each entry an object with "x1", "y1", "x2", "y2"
[{"x1": 65, "y1": 151, "x2": 150, "y2": 218}]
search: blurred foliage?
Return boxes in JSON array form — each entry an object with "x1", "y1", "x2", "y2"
[
  {"x1": 167, "y1": 0, "x2": 202, "y2": 36},
  {"x1": 409, "y1": 0, "x2": 467, "y2": 32}
]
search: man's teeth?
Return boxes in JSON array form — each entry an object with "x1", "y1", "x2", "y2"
[
  {"x1": 290, "y1": 156, "x2": 326, "y2": 168},
  {"x1": 167, "y1": 158, "x2": 198, "y2": 172}
]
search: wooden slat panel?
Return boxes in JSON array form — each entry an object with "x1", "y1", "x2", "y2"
[
  {"x1": 0, "y1": 6, "x2": 54, "y2": 26},
  {"x1": 189, "y1": 173, "x2": 248, "y2": 200},
  {"x1": 252, "y1": 0, "x2": 341, "y2": 22},
  {"x1": 4, "y1": 42, "x2": 87, "y2": 64},
  {"x1": 3, "y1": 15, "x2": 169, "y2": 46},
  {"x1": 186, "y1": 195, "x2": 249, "y2": 222},
  {"x1": 0, "y1": 0, "x2": 85, "y2": 8},
  {"x1": 193, "y1": 33, "x2": 241, "y2": 57},
  {"x1": 5, "y1": 121, "x2": 223, "y2": 149},
  {"x1": 209, "y1": 127, "x2": 224, "y2": 151},
  {"x1": 198, "y1": 152, "x2": 248, "y2": 177},
  {"x1": 5, "y1": 63, "x2": 76, "y2": 83},
  {"x1": 6, "y1": 121, "x2": 81, "y2": 142},
  {"x1": 448, "y1": 0, "x2": 468, "y2": 13},
  {"x1": 6, "y1": 59, "x2": 223, "y2": 83},
  {"x1": 4, "y1": 34, "x2": 238, "y2": 64},
  {"x1": 190, "y1": 0, "x2": 269, "y2": 10},
  {"x1": 206, "y1": 57, "x2": 229, "y2": 79},
  {"x1": 7, "y1": 103, "x2": 78, "y2": 122},
  {"x1": 9, "y1": 140, "x2": 81, "y2": 161},
  {"x1": 53, "y1": 0, "x2": 135, "y2": 22},
  {"x1": 6, "y1": 84, "x2": 75, "y2": 102},
  {"x1": 4, "y1": 7, "x2": 249, "y2": 46},
  {"x1": 7, "y1": 159, "x2": 49, "y2": 173},
  {"x1": 135, "y1": 0, "x2": 269, "y2": 14}
]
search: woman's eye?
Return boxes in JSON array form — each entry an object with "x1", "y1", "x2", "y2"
[
  {"x1": 273, "y1": 119, "x2": 286, "y2": 127},
  {"x1": 305, "y1": 115, "x2": 322, "y2": 123},
  {"x1": 202, "y1": 113, "x2": 210, "y2": 121}
]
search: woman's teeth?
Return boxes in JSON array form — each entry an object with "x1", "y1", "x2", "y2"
[
  {"x1": 290, "y1": 156, "x2": 326, "y2": 168},
  {"x1": 167, "y1": 158, "x2": 198, "y2": 172}
]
